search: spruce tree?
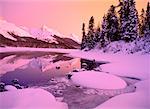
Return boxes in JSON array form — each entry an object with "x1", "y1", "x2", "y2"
[
  {"x1": 100, "y1": 15, "x2": 108, "y2": 47},
  {"x1": 139, "y1": 8, "x2": 146, "y2": 36},
  {"x1": 86, "y1": 16, "x2": 96, "y2": 50},
  {"x1": 145, "y1": 2, "x2": 150, "y2": 35},
  {"x1": 81, "y1": 23, "x2": 86, "y2": 50},
  {"x1": 118, "y1": 0, "x2": 139, "y2": 42},
  {"x1": 94, "y1": 23, "x2": 101, "y2": 43},
  {"x1": 106, "y1": 5, "x2": 120, "y2": 41}
]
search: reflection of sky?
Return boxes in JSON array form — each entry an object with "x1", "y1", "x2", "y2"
[
  {"x1": 0, "y1": 54, "x2": 80, "y2": 85},
  {"x1": 0, "y1": 0, "x2": 148, "y2": 37}
]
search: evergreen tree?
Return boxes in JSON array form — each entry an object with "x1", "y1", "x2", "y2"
[
  {"x1": 118, "y1": 0, "x2": 139, "y2": 42},
  {"x1": 139, "y1": 8, "x2": 146, "y2": 36},
  {"x1": 100, "y1": 15, "x2": 108, "y2": 47},
  {"x1": 145, "y1": 2, "x2": 150, "y2": 35},
  {"x1": 81, "y1": 23, "x2": 86, "y2": 50},
  {"x1": 86, "y1": 16, "x2": 96, "y2": 50},
  {"x1": 106, "y1": 5, "x2": 120, "y2": 41},
  {"x1": 94, "y1": 23, "x2": 101, "y2": 43}
]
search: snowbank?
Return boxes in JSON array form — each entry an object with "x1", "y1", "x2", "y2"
[
  {"x1": 100, "y1": 54, "x2": 149, "y2": 79},
  {"x1": 0, "y1": 88, "x2": 68, "y2": 109},
  {"x1": 5, "y1": 85, "x2": 18, "y2": 91},
  {"x1": 68, "y1": 50, "x2": 149, "y2": 80},
  {"x1": 101, "y1": 36, "x2": 150, "y2": 54},
  {"x1": 71, "y1": 71, "x2": 127, "y2": 89},
  {"x1": 94, "y1": 80, "x2": 150, "y2": 109}
]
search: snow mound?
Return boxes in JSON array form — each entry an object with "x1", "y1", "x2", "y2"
[
  {"x1": 0, "y1": 20, "x2": 33, "y2": 41},
  {"x1": 94, "y1": 80, "x2": 149, "y2": 109},
  {"x1": 71, "y1": 71, "x2": 127, "y2": 89},
  {"x1": 5, "y1": 85, "x2": 17, "y2": 91},
  {"x1": 0, "y1": 88, "x2": 68, "y2": 109},
  {"x1": 100, "y1": 54, "x2": 149, "y2": 80}
]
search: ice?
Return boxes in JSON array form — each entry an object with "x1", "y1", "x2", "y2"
[{"x1": 71, "y1": 71, "x2": 127, "y2": 89}]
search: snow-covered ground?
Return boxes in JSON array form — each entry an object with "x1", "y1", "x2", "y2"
[
  {"x1": 71, "y1": 71, "x2": 127, "y2": 89},
  {"x1": 94, "y1": 80, "x2": 150, "y2": 109},
  {"x1": 68, "y1": 50, "x2": 149, "y2": 80},
  {"x1": 1, "y1": 47, "x2": 149, "y2": 79},
  {"x1": 0, "y1": 88, "x2": 68, "y2": 109},
  {"x1": 0, "y1": 47, "x2": 149, "y2": 109}
]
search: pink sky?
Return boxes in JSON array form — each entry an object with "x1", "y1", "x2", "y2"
[{"x1": 0, "y1": 0, "x2": 148, "y2": 39}]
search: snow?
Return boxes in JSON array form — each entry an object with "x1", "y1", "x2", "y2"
[
  {"x1": 0, "y1": 47, "x2": 149, "y2": 80},
  {"x1": 0, "y1": 88, "x2": 68, "y2": 109},
  {"x1": 39, "y1": 25, "x2": 81, "y2": 43},
  {"x1": 5, "y1": 85, "x2": 17, "y2": 91},
  {"x1": 68, "y1": 50, "x2": 150, "y2": 80},
  {"x1": 0, "y1": 20, "x2": 33, "y2": 40},
  {"x1": 101, "y1": 39, "x2": 150, "y2": 54},
  {"x1": 69, "y1": 33, "x2": 81, "y2": 43},
  {"x1": 94, "y1": 80, "x2": 150, "y2": 109},
  {"x1": 0, "y1": 47, "x2": 149, "y2": 109},
  {"x1": 0, "y1": 20, "x2": 80, "y2": 44},
  {"x1": 100, "y1": 54, "x2": 149, "y2": 79},
  {"x1": 26, "y1": 26, "x2": 58, "y2": 44},
  {"x1": 71, "y1": 71, "x2": 127, "y2": 89}
]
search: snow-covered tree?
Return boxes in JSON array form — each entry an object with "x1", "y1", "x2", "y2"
[
  {"x1": 106, "y1": 5, "x2": 120, "y2": 41},
  {"x1": 81, "y1": 23, "x2": 86, "y2": 50},
  {"x1": 100, "y1": 15, "x2": 108, "y2": 47},
  {"x1": 139, "y1": 9, "x2": 146, "y2": 36},
  {"x1": 94, "y1": 23, "x2": 101, "y2": 43},
  {"x1": 86, "y1": 16, "x2": 96, "y2": 50},
  {"x1": 118, "y1": 0, "x2": 139, "y2": 42},
  {"x1": 144, "y1": 2, "x2": 150, "y2": 35}
]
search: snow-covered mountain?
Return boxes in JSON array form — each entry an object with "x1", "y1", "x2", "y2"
[
  {"x1": 0, "y1": 20, "x2": 33, "y2": 41},
  {"x1": 23, "y1": 25, "x2": 81, "y2": 43},
  {"x1": 0, "y1": 20, "x2": 80, "y2": 49}
]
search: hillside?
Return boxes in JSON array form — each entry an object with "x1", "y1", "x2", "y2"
[{"x1": 0, "y1": 20, "x2": 80, "y2": 49}]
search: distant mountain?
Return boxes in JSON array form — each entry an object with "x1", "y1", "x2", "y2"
[{"x1": 0, "y1": 20, "x2": 80, "y2": 49}]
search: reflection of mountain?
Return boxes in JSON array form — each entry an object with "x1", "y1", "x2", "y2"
[
  {"x1": 0, "y1": 52, "x2": 80, "y2": 85},
  {"x1": 0, "y1": 20, "x2": 80, "y2": 49}
]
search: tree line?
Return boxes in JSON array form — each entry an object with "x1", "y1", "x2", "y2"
[{"x1": 81, "y1": 0, "x2": 150, "y2": 50}]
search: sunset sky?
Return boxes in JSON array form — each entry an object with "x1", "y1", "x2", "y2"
[{"x1": 0, "y1": 0, "x2": 148, "y2": 39}]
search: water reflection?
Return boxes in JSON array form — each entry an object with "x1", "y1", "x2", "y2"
[{"x1": 0, "y1": 51, "x2": 80, "y2": 86}]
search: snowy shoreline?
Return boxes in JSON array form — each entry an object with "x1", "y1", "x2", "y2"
[{"x1": 0, "y1": 47, "x2": 149, "y2": 109}]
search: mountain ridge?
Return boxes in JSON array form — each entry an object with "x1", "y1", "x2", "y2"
[{"x1": 0, "y1": 20, "x2": 80, "y2": 49}]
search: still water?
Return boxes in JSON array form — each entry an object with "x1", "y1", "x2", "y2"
[{"x1": 0, "y1": 51, "x2": 80, "y2": 86}]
